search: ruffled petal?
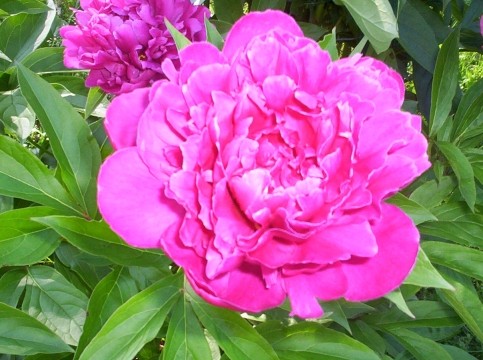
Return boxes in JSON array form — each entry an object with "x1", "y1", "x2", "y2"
[
  {"x1": 342, "y1": 204, "x2": 420, "y2": 301},
  {"x1": 98, "y1": 147, "x2": 184, "y2": 248},
  {"x1": 105, "y1": 87, "x2": 150, "y2": 149},
  {"x1": 223, "y1": 10, "x2": 304, "y2": 60}
]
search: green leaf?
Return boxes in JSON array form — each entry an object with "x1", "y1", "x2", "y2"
[
  {"x1": 34, "y1": 215, "x2": 171, "y2": 268},
  {"x1": 404, "y1": 249, "x2": 454, "y2": 290},
  {"x1": 213, "y1": 0, "x2": 244, "y2": 24},
  {"x1": 318, "y1": 27, "x2": 338, "y2": 61},
  {"x1": 384, "y1": 289, "x2": 415, "y2": 319},
  {"x1": 362, "y1": 300, "x2": 461, "y2": 329},
  {"x1": 22, "y1": 47, "x2": 68, "y2": 74},
  {"x1": 84, "y1": 87, "x2": 106, "y2": 119},
  {"x1": 0, "y1": 89, "x2": 35, "y2": 140},
  {"x1": 336, "y1": 0, "x2": 398, "y2": 53},
  {"x1": 165, "y1": 18, "x2": 192, "y2": 51},
  {"x1": 0, "y1": 0, "x2": 55, "y2": 69},
  {"x1": 79, "y1": 273, "x2": 182, "y2": 360},
  {"x1": 250, "y1": 0, "x2": 286, "y2": 11},
  {"x1": 387, "y1": 193, "x2": 437, "y2": 225},
  {"x1": 452, "y1": 78, "x2": 483, "y2": 142},
  {"x1": 351, "y1": 321, "x2": 386, "y2": 356},
  {"x1": 298, "y1": 22, "x2": 326, "y2": 41},
  {"x1": 419, "y1": 218, "x2": 483, "y2": 248},
  {"x1": 0, "y1": 207, "x2": 61, "y2": 266},
  {"x1": 0, "y1": 0, "x2": 50, "y2": 15},
  {"x1": 23, "y1": 266, "x2": 89, "y2": 346},
  {"x1": 321, "y1": 300, "x2": 351, "y2": 333},
  {"x1": 441, "y1": 345, "x2": 479, "y2": 360},
  {"x1": 163, "y1": 294, "x2": 213, "y2": 360},
  {"x1": 422, "y1": 241, "x2": 483, "y2": 281},
  {"x1": 74, "y1": 267, "x2": 139, "y2": 359},
  {"x1": 17, "y1": 63, "x2": 101, "y2": 218},
  {"x1": 258, "y1": 322, "x2": 379, "y2": 360},
  {"x1": 437, "y1": 268, "x2": 483, "y2": 342},
  {"x1": 409, "y1": 176, "x2": 456, "y2": 209},
  {"x1": 429, "y1": 29, "x2": 460, "y2": 137},
  {"x1": 205, "y1": 18, "x2": 224, "y2": 50},
  {"x1": 397, "y1": 0, "x2": 439, "y2": 73},
  {"x1": 0, "y1": 135, "x2": 82, "y2": 215},
  {"x1": 350, "y1": 36, "x2": 368, "y2": 56},
  {"x1": 0, "y1": 268, "x2": 26, "y2": 307},
  {"x1": 388, "y1": 328, "x2": 452, "y2": 360},
  {"x1": 0, "y1": 302, "x2": 73, "y2": 356},
  {"x1": 190, "y1": 292, "x2": 279, "y2": 360},
  {"x1": 437, "y1": 141, "x2": 476, "y2": 211}
]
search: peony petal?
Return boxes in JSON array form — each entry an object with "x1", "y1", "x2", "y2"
[
  {"x1": 342, "y1": 204, "x2": 420, "y2": 301},
  {"x1": 105, "y1": 87, "x2": 150, "y2": 149},
  {"x1": 223, "y1": 10, "x2": 304, "y2": 60},
  {"x1": 284, "y1": 263, "x2": 348, "y2": 318},
  {"x1": 98, "y1": 147, "x2": 184, "y2": 248},
  {"x1": 186, "y1": 262, "x2": 286, "y2": 313}
]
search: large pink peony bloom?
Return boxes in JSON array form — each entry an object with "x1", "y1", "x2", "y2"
[
  {"x1": 98, "y1": 11, "x2": 431, "y2": 318},
  {"x1": 60, "y1": 0, "x2": 209, "y2": 94}
]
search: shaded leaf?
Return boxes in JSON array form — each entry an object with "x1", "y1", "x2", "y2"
[
  {"x1": 213, "y1": 0, "x2": 244, "y2": 24},
  {"x1": 79, "y1": 273, "x2": 182, "y2": 360},
  {"x1": 388, "y1": 328, "x2": 452, "y2": 360},
  {"x1": 205, "y1": 18, "x2": 224, "y2": 50},
  {"x1": 23, "y1": 266, "x2": 89, "y2": 346},
  {"x1": 17, "y1": 63, "x2": 101, "y2": 218},
  {"x1": 0, "y1": 207, "x2": 61, "y2": 266},
  {"x1": 251, "y1": 0, "x2": 286, "y2": 11},
  {"x1": 22, "y1": 47, "x2": 68, "y2": 74},
  {"x1": 0, "y1": 268, "x2": 27, "y2": 307},
  {"x1": 0, "y1": 303, "x2": 73, "y2": 356}
]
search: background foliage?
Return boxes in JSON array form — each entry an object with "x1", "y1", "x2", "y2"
[{"x1": 0, "y1": 0, "x2": 482, "y2": 359}]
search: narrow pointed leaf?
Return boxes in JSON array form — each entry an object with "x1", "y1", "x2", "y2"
[
  {"x1": 79, "y1": 273, "x2": 182, "y2": 360},
  {"x1": 388, "y1": 328, "x2": 452, "y2": 360},
  {"x1": 17, "y1": 63, "x2": 101, "y2": 218},
  {"x1": 0, "y1": 135, "x2": 82, "y2": 215},
  {"x1": 429, "y1": 29, "x2": 460, "y2": 137},
  {"x1": 165, "y1": 18, "x2": 191, "y2": 51},
  {"x1": 205, "y1": 18, "x2": 224, "y2": 50},
  {"x1": 404, "y1": 249, "x2": 454, "y2": 290},
  {"x1": 0, "y1": 207, "x2": 61, "y2": 266}
]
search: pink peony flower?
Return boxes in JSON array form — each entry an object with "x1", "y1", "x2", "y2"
[
  {"x1": 98, "y1": 11, "x2": 431, "y2": 318},
  {"x1": 60, "y1": 0, "x2": 209, "y2": 94}
]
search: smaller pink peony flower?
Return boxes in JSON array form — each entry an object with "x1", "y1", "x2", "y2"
[
  {"x1": 98, "y1": 11, "x2": 431, "y2": 318},
  {"x1": 60, "y1": 0, "x2": 209, "y2": 94}
]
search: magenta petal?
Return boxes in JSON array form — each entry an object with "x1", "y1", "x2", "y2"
[
  {"x1": 223, "y1": 10, "x2": 304, "y2": 60},
  {"x1": 284, "y1": 264, "x2": 348, "y2": 318},
  {"x1": 98, "y1": 148, "x2": 183, "y2": 248},
  {"x1": 342, "y1": 204, "x2": 420, "y2": 301},
  {"x1": 187, "y1": 262, "x2": 286, "y2": 313},
  {"x1": 105, "y1": 87, "x2": 150, "y2": 149}
]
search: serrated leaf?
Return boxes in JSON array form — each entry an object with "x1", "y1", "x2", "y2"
[
  {"x1": 258, "y1": 322, "x2": 379, "y2": 360},
  {"x1": 74, "y1": 267, "x2": 139, "y2": 359},
  {"x1": 0, "y1": 207, "x2": 61, "y2": 266},
  {"x1": 388, "y1": 328, "x2": 452, "y2": 360},
  {"x1": 34, "y1": 215, "x2": 171, "y2": 268},
  {"x1": 0, "y1": 135, "x2": 82, "y2": 215},
  {"x1": 429, "y1": 29, "x2": 460, "y2": 137},
  {"x1": 79, "y1": 273, "x2": 182, "y2": 360},
  {"x1": 190, "y1": 292, "x2": 279, "y2": 360},
  {"x1": 23, "y1": 266, "x2": 89, "y2": 346},
  {"x1": 404, "y1": 249, "x2": 454, "y2": 290},
  {"x1": 436, "y1": 268, "x2": 483, "y2": 342},
  {"x1": 337, "y1": 0, "x2": 398, "y2": 53},
  {"x1": 163, "y1": 294, "x2": 213, "y2": 360},
  {"x1": 437, "y1": 141, "x2": 476, "y2": 211},
  {"x1": 422, "y1": 241, "x2": 483, "y2": 281},
  {"x1": 17, "y1": 63, "x2": 101, "y2": 218},
  {"x1": 387, "y1": 193, "x2": 437, "y2": 225},
  {"x1": 0, "y1": 302, "x2": 73, "y2": 356}
]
